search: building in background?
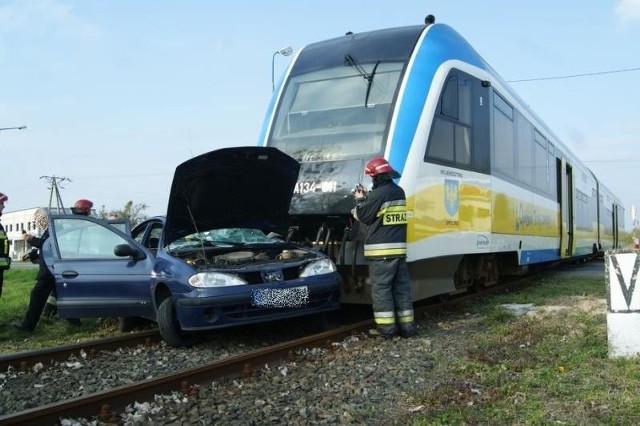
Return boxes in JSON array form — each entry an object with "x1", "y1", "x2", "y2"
[{"x1": 1, "y1": 207, "x2": 94, "y2": 260}]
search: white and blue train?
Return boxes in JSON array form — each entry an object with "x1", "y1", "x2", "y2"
[{"x1": 258, "y1": 15, "x2": 624, "y2": 303}]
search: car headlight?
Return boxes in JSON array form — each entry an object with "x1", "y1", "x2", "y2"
[
  {"x1": 189, "y1": 272, "x2": 248, "y2": 288},
  {"x1": 300, "y1": 258, "x2": 337, "y2": 277}
]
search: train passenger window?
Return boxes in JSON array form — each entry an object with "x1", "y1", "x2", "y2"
[
  {"x1": 493, "y1": 101, "x2": 514, "y2": 176},
  {"x1": 516, "y1": 114, "x2": 533, "y2": 185},
  {"x1": 533, "y1": 137, "x2": 548, "y2": 191},
  {"x1": 494, "y1": 93, "x2": 513, "y2": 119}
]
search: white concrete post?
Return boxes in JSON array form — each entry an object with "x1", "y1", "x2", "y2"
[{"x1": 606, "y1": 249, "x2": 640, "y2": 358}]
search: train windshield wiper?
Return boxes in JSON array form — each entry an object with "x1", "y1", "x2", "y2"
[
  {"x1": 345, "y1": 54, "x2": 380, "y2": 108},
  {"x1": 364, "y1": 60, "x2": 381, "y2": 108}
]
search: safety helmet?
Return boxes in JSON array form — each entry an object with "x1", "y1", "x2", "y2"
[
  {"x1": 0, "y1": 192, "x2": 7, "y2": 203},
  {"x1": 71, "y1": 199, "x2": 93, "y2": 215},
  {"x1": 364, "y1": 157, "x2": 399, "y2": 177}
]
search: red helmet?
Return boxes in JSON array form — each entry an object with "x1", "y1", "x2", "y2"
[
  {"x1": 0, "y1": 192, "x2": 7, "y2": 203},
  {"x1": 365, "y1": 157, "x2": 397, "y2": 177},
  {"x1": 71, "y1": 199, "x2": 93, "y2": 215}
]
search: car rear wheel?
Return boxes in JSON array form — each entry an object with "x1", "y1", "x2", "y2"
[{"x1": 157, "y1": 298, "x2": 199, "y2": 347}]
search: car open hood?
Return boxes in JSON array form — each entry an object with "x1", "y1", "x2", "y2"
[{"x1": 164, "y1": 146, "x2": 300, "y2": 247}]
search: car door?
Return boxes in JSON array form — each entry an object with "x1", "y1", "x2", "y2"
[{"x1": 46, "y1": 214, "x2": 156, "y2": 319}]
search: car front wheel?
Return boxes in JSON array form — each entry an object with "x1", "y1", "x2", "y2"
[{"x1": 157, "y1": 297, "x2": 199, "y2": 347}]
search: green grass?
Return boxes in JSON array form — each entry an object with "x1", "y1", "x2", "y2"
[
  {"x1": 0, "y1": 268, "x2": 122, "y2": 353},
  {"x1": 404, "y1": 273, "x2": 640, "y2": 425},
  {"x1": 1, "y1": 269, "x2": 37, "y2": 321}
]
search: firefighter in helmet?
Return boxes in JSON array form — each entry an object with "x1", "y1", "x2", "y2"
[
  {"x1": 0, "y1": 192, "x2": 11, "y2": 298},
  {"x1": 71, "y1": 199, "x2": 93, "y2": 215},
  {"x1": 351, "y1": 158, "x2": 416, "y2": 338}
]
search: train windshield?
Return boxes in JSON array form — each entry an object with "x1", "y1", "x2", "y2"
[
  {"x1": 266, "y1": 26, "x2": 424, "y2": 163},
  {"x1": 269, "y1": 63, "x2": 403, "y2": 162}
]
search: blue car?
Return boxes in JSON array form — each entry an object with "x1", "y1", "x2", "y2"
[{"x1": 45, "y1": 147, "x2": 342, "y2": 346}]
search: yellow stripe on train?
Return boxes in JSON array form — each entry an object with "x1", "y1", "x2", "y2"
[{"x1": 405, "y1": 183, "x2": 560, "y2": 243}]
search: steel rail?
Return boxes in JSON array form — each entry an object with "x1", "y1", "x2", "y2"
[
  {"x1": 0, "y1": 320, "x2": 374, "y2": 425},
  {"x1": 0, "y1": 330, "x2": 161, "y2": 372}
]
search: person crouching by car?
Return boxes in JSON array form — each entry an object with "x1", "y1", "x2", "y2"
[{"x1": 0, "y1": 192, "x2": 11, "y2": 298}]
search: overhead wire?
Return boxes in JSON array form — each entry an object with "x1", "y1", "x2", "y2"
[
  {"x1": 507, "y1": 66, "x2": 640, "y2": 164},
  {"x1": 508, "y1": 66, "x2": 640, "y2": 83}
]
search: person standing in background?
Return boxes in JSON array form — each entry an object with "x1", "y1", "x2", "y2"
[{"x1": 0, "y1": 192, "x2": 11, "y2": 298}]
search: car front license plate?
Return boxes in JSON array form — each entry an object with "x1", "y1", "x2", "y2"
[{"x1": 251, "y1": 286, "x2": 310, "y2": 308}]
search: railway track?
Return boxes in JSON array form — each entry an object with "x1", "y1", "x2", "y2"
[
  {"x1": 0, "y1": 318, "x2": 375, "y2": 425},
  {"x1": 0, "y1": 330, "x2": 161, "y2": 373},
  {"x1": 1, "y1": 267, "x2": 586, "y2": 425}
]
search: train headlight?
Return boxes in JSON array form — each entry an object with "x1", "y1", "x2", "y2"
[
  {"x1": 189, "y1": 272, "x2": 247, "y2": 288},
  {"x1": 300, "y1": 259, "x2": 337, "y2": 277}
]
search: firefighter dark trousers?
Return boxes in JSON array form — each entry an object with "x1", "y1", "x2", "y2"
[
  {"x1": 369, "y1": 257, "x2": 415, "y2": 336},
  {"x1": 21, "y1": 276, "x2": 55, "y2": 331}
]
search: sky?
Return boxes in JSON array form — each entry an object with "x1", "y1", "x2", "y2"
[{"x1": 1, "y1": 0, "x2": 639, "y2": 228}]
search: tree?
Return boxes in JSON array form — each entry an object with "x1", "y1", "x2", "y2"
[{"x1": 98, "y1": 201, "x2": 148, "y2": 227}]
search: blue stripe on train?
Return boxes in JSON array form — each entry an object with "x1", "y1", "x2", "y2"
[
  {"x1": 520, "y1": 249, "x2": 561, "y2": 264},
  {"x1": 388, "y1": 24, "x2": 488, "y2": 177}
]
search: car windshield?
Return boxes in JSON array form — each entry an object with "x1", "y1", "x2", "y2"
[{"x1": 167, "y1": 228, "x2": 278, "y2": 250}]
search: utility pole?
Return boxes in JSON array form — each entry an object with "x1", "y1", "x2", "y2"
[{"x1": 40, "y1": 175, "x2": 71, "y2": 213}]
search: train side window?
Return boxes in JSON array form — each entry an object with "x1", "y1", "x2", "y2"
[
  {"x1": 493, "y1": 92, "x2": 515, "y2": 177},
  {"x1": 459, "y1": 78, "x2": 472, "y2": 125},
  {"x1": 440, "y1": 76, "x2": 458, "y2": 119},
  {"x1": 494, "y1": 92, "x2": 513, "y2": 119},
  {"x1": 533, "y1": 135, "x2": 548, "y2": 192},
  {"x1": 426, "y1": 71, "x2": 475, "y2": 168},
  {"x1": 516, "y1": 114, "x2": 533, "y2": 185}
]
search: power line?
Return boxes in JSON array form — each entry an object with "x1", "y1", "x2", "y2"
[
  {"x1": 584, "y1": 159, "x2": 640, "y2": 163},
  {"x1": 508, "y1": 66, "x2": 640, "y2": 83}
]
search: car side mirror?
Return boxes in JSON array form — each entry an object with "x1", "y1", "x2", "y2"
[{"x1": 114, "y1": 244, "x2": 146, "y2": 260}]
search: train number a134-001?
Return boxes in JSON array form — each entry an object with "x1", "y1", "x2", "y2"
[{"x1": 294, "y1": 181, "x2": 338, "y2": 194}]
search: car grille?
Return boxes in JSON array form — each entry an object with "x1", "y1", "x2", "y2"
[{"x1": 240, "y1": 266, "x2": 300, "y2": 284}]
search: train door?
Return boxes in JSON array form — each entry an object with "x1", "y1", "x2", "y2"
[{"x1": 558, "y1": 158, "x2": 574, "y2": 257}]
